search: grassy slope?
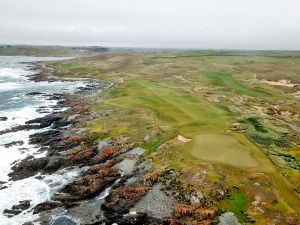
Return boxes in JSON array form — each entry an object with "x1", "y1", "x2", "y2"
[
  {"x1": 201, "y1": 71, "x2": 270, "y2": 97},
  {"x1": 107, "y1": 80, "x2": 230, "y2": 135},
  {"x1": 46, "y1": 49, "x2": 300, "y2": 223}
]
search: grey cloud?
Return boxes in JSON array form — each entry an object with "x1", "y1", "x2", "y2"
[{"x1": 0, "y1": 0, "x2": 299, "y2": 49}]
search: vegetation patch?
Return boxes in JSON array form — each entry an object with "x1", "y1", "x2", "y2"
[
  {"x1": 201, "y1": 71, "x2": 269, "y2": 97},
  {"x1": 246, "y1": 117, "x2": 268, "y2": 133},
  {"x1": 221, "y1": 187, "x2": 249, "y2": 223}
]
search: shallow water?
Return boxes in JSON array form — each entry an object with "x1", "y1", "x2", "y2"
[{"x1": 0, "y1": 56, "x2": 87, "y2": 225}]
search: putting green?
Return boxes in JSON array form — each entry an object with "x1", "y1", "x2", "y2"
[{"x1": 190, "y1": 133, "x2": 259, "y2": 168}]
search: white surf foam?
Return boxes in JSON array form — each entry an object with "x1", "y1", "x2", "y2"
[{"x1": 0, "y1": 56, "x2": 88, "y2": 225}]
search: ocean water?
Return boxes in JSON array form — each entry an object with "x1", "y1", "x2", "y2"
[{"x1": 0, "y1": 56, "x2": 87, "y2": 225}]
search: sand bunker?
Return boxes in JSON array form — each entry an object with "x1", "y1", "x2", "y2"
[
  {"x1": 178, "y1": 135, "x2": 192, "y2": 143},
  {"x1": 261, "y1": 79, "x2": 298, "y2": 87},
  {"x1": 190, "y1": 133, "x2": 258, "y2": 168}
]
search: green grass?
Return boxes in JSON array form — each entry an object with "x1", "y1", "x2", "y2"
[
  {"x1": 142, "y1": 136, "x2": 169, "y2": 153},
  {"x1": 221, "y1": 188, "x2": 249, "y2": 223},
  {"x1": 61, "y1": 63, "x2": 83, "y2": 70},
  {"x1": 246, "y1": 117, "x2": 268, "y2": 133},
  {"x1": 107, "y1": 80, "x2": 231, "y2": 136},
  {"x1": 201, "y1": 71, "x2": 270, "y2": 97},
  {"x1": 190, "y1": 133, "x2": 258, "y2": 168}
]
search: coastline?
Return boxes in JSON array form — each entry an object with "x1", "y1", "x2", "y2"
[
  {"x1": 24, "y1": 61, "x2": 178, "y2": 225},
  {"x1": 8, "y1": 58, "x2": 215, "y2": 225},
  {"x1": 1, "y1": 50, "x2": 299, "y2": 225},
  {"x1": 0, "y1": 58, "x2": 117, "y2": 224},
  {"x1": 3, "y1": 60, "x2": 165, "y2": 225}
]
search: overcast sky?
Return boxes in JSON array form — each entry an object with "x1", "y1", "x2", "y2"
[{"x1": 0, "y1": 0, "x2": 300, "y2": 50}]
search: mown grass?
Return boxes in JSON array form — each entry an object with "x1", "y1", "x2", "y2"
[
  {"x1": 106, "y1": 80, "x2": 231, "y2": 136},
  {"x1": 201, "y1": 71, "x2": 270, "y2": 97}
]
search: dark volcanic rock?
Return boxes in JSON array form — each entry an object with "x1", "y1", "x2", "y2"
[
  {"x1": 26, "y1": 92, "x2": 44, "y2": 96},
  {"x1": 43, "y1": 156, "x2": 66, "y2": 173},
  {"x1": 44, "y1": 93, "x2": 64, "y2": 101},
  {"x1": 9, "y1": 156, "x2": 49, "y2": 180},
  {"x1": 4, "y1": 140, "x2": 24, "y2": 148},
  {"x1": 0, "y1": 181, "x2": 7, "y2": 190},
  {"x1": 12, "y1": 200, "x2": 31, "y2": 211},
  {"x1": 0, "y1": 124, "x2": 40, "y2": 135},
  {"x1": 0, "y1": 116, "x2": 8, "y2": 121},
  {"x1": 57, "y1": 162, "x2": 120, "y2": 201},
  {"x1": 33, "y1": 201, "x2": 62, "y2": 214},
  {"x1": 3, "y1": 209, "x2": 22, "y2": 217},
  {"x1": 51, "y1": 118, "x2": 74, "y2": 129},
  {"x1": 3, "y1": 200, "x2": 31, "y2": 217},
  {"x1": 26, "y1": 115, "x2": 63, "y2": 128},
  {"x1": 9, "y1": 155, "x2": 70, "y2": 180},
  {"x1": 0, "y1": 184, "x2": 7, "y2": 190},
  {"x1": 22, "y1": 222, "x2": 34, "y2": 225},
  {"x1": 29, "y1": 130, "x2": 62, "y2": 146}
]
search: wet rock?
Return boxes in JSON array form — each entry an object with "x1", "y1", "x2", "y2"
[
  {"x1": 22, "y1": 222, "x2": 34, "y2": 225},
  {"x1": 26, "y1": 92, "x2": 44, "y2": 96},
  {"x1": 29, "y1": 130, "x2": 62, "y2": 146},
  {"x1": 4, "y1": 140, "x2": 24, "y2": 148},
  {"x1": 3, "y1": 200, "x2": 31, "y2": 217},
  {"x1": 50, "y1": 216, "x2": 77, "y2": 225},
  {"x1": 43, "y1": 93, "x2": 64, "y2": 101},
  {"x1": 3, "y1": 209, "x2": 22, "y2": 217},
  {"x1": 26, "y1": 115, "x2": 63, "y2": 128},
  {"x1": 0, "y1": 116, "x2": 8, "y2": 121},
  {"x1": 33, "y1": 201, "x2": 62, "y2": 214},
  {"x1": 0, "y1": 185, "x2": 7, "y2": 190},
  {"x1": 9, "y1": 156, "x2": 49, "y2": 180},
  {"x1": 12, "y1": 200, "x2": 31, "y2": 211},
  {"x1": 58, "y1": 162, "x2": 120, "y2": 201},
  {"x1": 52, "y1": 118, "x2": 74, "y2": 129},
  {"x1": 43, "y1": 156, "x2": 66, "y2": 173},
  {"x1": 0, "y1": 124, "x2": 41, "y2": 135}
]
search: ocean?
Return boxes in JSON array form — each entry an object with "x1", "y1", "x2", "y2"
[{"x1": 0, "y1": 56, "x2": 87, "y2": 225}]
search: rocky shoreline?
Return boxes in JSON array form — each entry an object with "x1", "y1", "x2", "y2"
[{"x1": 2, "y1": 61, "x2": 239, "y2": 225}]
